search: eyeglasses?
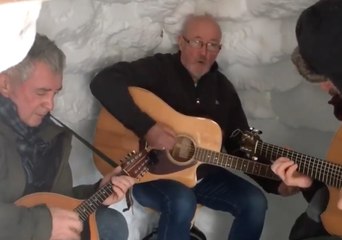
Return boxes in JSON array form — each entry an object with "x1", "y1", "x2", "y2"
[{"x1": 182, "y1": 36, "x2": 222, "y2": 52}]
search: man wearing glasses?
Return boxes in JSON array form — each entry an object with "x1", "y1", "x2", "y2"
[{"x1": 91, "y1": 14, "x2": 286, "y2": 240}]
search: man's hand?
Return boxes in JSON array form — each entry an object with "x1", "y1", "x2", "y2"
[
  {"x1": 49, "y1": 207, "x2": 83, "y2": 240},
  {"x1": 100, "y1": 166, "x2": 135, "y2": 206},
  {"x1": 271, "y1": 157, "x2": 313, "y2": 188},
  {"x1": 145, "y1": 123, "x2": 176, "y2": 150}
]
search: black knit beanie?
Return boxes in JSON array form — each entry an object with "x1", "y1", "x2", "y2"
[{"x1": 296, "y1": 0, "x2": 342, "y2": 92}]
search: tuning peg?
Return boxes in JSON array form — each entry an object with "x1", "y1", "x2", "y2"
[
  {"x1": 249, "y1": 127, "x2": 262, "y2": 134},
  {"x1": 126, "y1": 150, "x2": 136, "y2": 157}
]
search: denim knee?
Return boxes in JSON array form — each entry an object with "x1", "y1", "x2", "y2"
[
  {"x1": 244, "y1": 187, "x2": 268, "y2": 213},
  {"x1": 96, "y1": 207, "x2": 128, "y2": 240},
  {"x1": 133, "y1": 180, "x2": 197, "y2": 222},
  {"x1": 166, "y1": 189, "x2": 197, "y2": 222}
]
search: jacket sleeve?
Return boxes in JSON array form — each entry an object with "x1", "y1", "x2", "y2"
[
  {"x1": 90, "y1": 57, "x2": 165, "y2": 138},
  {"x1": 0, "y1": 203, "x2": 52, "y2": 240},
  {"x1": 0, "y1": 140, "x2": 52, "y2": 240},
  {"x1": 301, "y1": 180, "x2": 326, "y2": 202}
]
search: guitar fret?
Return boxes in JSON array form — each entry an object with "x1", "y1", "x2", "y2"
[
  {"x1": 226, "y1": 155, "x2": 233, "y2": 169},
  {"x1": 247, "y1": 161, "x2": 254, "y2": 174},
  {"x1": 315, "y1": 159, "x2": 320, "y2": 179},
  {"x1": 197, "y1": 148, "x2": 204, "y2": 164},
  {"x1": 331, "y1": 162, "x2": 337, "y2": 187},
  {"x1": 77, "y1": 204, "x2": 92, "y2": 220},
  {"x1": 335, "y1": 164, "x2": 341, "y2": 188},
  {"x1": 334, "y1": 163, "x2": 340, "y2": 188},
  {"x1": 252, "y1": 161, "x2": 259, "y2": 175},
  {"x1": 78, "y1": 203, "x2": 92, "y2": 216},
  {"x1": 231, "y1": 155, "x2": 237, "y2": 169},
  {"x1": 235, "y1": 156, "x2": 242, "y2": 171},
  {"x1": 77, "y1": 208, "x2": 88, "y2": 221},
  {"x1": 328, "y1": 162, "x2": 334, "y2": 187},
  {"x1": 330, "y1": 163, "x2": 334, "y2": 187}
]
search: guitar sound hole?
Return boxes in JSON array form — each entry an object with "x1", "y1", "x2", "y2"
[{"x1": 169, "y1": 136, "x2": 195, "y2": 164}]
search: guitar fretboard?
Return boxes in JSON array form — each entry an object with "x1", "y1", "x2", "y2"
[
  {"x1": 75, "y1": 182, "x2": 114, "y2": 221},
  {"x1": 74, "y1": 149, "x2": 150, "y2": 221},
  {"x1": 194, "y1": 147, "x2": 279, "y2": 180},
  {"x1": 256, "y1": 141, "x2": 342, "y2": 188}
]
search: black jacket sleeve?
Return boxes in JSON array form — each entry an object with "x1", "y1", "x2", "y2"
[{"x1": 90, "y1": 57, "x2": 164, "y2": 138}]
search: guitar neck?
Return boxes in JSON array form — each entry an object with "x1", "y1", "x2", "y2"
[
  {"x1": 255, "y1": 141, "x2": 342, "y2": 188},
  {"x1": 194, "y1": 147, "x2": 279, "y2": 180},
  {"x1": 74, "y1": 148, "x2": 150, "y2": 221},
  {"x1": 75, "y1": 182, "x2": 114, "y2": 221}
]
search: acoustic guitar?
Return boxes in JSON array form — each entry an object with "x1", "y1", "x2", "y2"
[
  {"x1": 15, "y1": 148, "x2": 151, "y2": 240},
  {"x1": 93, "y1": 87, "x2": 279, "y2": 189},
  {"x1": 234, "y1": 128, "x2": 342, "y2": 236}
]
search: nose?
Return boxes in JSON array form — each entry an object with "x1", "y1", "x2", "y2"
[
  {"x1": 43, "y1": 94, "x2": 55, "y2": 111},
  {"x1": 199, "y1": 44, "x2": 208, "y2": 56}
]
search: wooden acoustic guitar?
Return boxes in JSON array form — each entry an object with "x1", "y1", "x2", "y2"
[
  {"x1": 234, "y1": 128, "x2": 342, "y2": 236},
  {"x1": 15, "y1": 148, "x2": 151, "y2": 240},
  {"x1": 93, "y1": 87, "x2": 279, "y2": 189}
]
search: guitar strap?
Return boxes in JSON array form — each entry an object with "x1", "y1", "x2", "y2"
[
  {"x1": 50, "y1": 114, "x2": 133, "y2": 212},
  {"x1": 50, "y1": 114, "x2": 118, "y2": 168}
]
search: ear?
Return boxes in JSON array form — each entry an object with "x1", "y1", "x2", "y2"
[{"x1": 0, "y1": 74, "x2": 12, "y2": 97}]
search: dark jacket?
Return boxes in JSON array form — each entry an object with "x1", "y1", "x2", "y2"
[
  {"x1": 90, "y1": 52, "x2": 280, "y2": 193},
  {"x1": 0, "y1": 119, "x2": 100, "y2": 240}
]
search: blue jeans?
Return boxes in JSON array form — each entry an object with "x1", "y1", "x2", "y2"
[
  {"x1": 133, "y1": 169, "x2": 267, "y2": 240},
  {"x1": 95, "y1": 207, "x2": 128, "y2": 240}
]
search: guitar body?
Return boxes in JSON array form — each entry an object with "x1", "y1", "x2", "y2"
[
  {"x1": 321, "y1": 126, "x2": 342, "y2": 236},
  {"x1": 94, "y1": 87, "x2": 222, "y2": 187},
  {"x1": 15, "y1": 193, "x2": 99, "y2": 240}
]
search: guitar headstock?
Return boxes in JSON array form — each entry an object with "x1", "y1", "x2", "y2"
[
  {"x1": 230, "y1": 128, "x2": 262, "y2": 158},
  {"x1": 120, "y1": 145, "x2": 152, "y2": 180}
]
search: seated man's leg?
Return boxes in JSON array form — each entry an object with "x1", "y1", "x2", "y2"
[
  {"x1": 133, "y1": 180, "x2": 197, "y2": 240},
  {"x1": 194, "y1": 169, "x2": 267, "y2": 240},
  {"x1": 95, "y1": 206, "x2": 129, "y2": 240}
]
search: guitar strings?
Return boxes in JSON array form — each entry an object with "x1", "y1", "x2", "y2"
[
  {"x1": 178, "y1": 142, "x2": 278, "y2": 180},
  {"x1": 258, "y1": 141, "x2": 342, "y2": 188}
]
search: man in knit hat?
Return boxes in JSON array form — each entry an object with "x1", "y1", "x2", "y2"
[{"x1": 272, "y1": 0, "x2": 342, "y2": 239}]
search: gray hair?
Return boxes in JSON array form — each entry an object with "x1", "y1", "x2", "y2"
[{"x1": 3, "y1": 33, "x2": 65, "y2": 82}]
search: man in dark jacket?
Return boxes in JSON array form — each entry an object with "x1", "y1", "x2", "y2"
[
  {"x1": 0, "y1": 33, "x2": 135, "y2": 240},
  {"x1": 91, "y1": 14, "x2": 297, "y2": 240},
  {"x1": 271, "y1": 0, "x2": 342, "y2": 239}
]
